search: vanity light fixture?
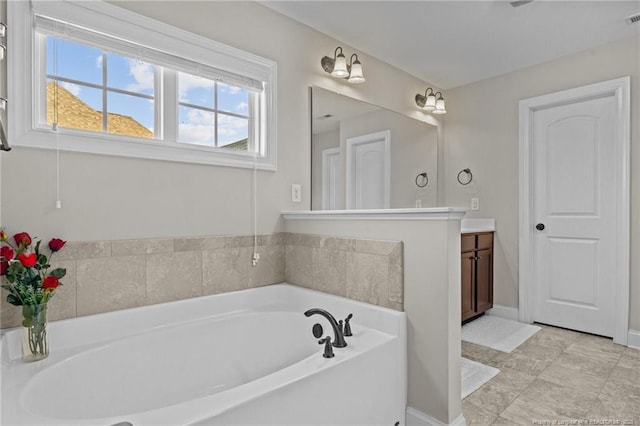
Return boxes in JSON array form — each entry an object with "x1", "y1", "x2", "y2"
[
  {"x1": 321, "y1": 47, "x2": 366, "y2": 83},
  {"x1": 0, "y1": 44, "x2": 5, "y2": 62},
  {"x1": 0, "y1": 23, "x2": 6, "y2": 38},
  {"x1": 415, "y1": 88, "x2": 446, "y2": 114},
  {"x1": 0, "y1": 98, "x2": 6, "y2": 111}
]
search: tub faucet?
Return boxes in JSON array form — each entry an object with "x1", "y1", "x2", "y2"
[{"x1": 304, "y1": 308, "x2": 347, "y2": 348}]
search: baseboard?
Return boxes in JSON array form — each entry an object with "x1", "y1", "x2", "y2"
[
  {"x1": 406, "y1": 407, "x2": 466, "y2": 426},
  {"x1": 628, "y1": 329, "x2": 640, "y2": 349},
  {"x1": 486, "y1": 304, "x2": 519, "y2": 321}
]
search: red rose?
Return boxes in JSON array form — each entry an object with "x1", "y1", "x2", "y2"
[
  {"x1": 48, "y1": 238, "x2": 66, "y2": 252},
  {"x1": 13, "y1": 232, "x2": 32, "y2": 247},
  {"x1": 43, "y1": 276, "x2": 59, "y2": 290},
  {"x1": 17, "y1": 252, "x2": 37, "y2": 268},
  {"x1": 0, "y1": 245, "x2": 14, "y2": 261},
  {"x1": 0, "y1": 246, "x2": 12, "y2": 275}
]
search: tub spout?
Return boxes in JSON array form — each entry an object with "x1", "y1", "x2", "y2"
[{"x1": 304, "y1": 308, "x2": 347, "y2": 348}]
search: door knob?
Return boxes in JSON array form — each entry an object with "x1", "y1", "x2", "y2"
[{"x1": 536, "y1": 223, "x2": 545, "y2": 231}]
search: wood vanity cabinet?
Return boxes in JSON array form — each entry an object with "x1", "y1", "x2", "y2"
[{"x1": 461, "y1": 232, "x2": 494, "y2": 323}]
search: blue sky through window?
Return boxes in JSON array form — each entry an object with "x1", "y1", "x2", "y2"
[
  {"x1": 47, "y1": 36, "x2": 155, "y2": 132},
  {"x1": 178, "y1": 72, "x2": 249, "y2": 147}
]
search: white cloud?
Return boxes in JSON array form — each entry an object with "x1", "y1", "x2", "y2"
[
  {"x1": 95, "y1": 55, "x2": 103, "y2": 69},
  {"x1": 60, "y1": 82, "x2": 81, "y2": 97},
  {"x1": 236, "y1": 102, "x2": 248, "y2": 112},
  {"x1": 218, "y1": 114, "x2": 247, "y2": 143},
  {"x1": 126, "y1": 59, "x2": 155, "y2": 94},
  {"x1": 179, "y1": 108, "x2": 214, "y2": 144},
  {"x1": 219, "y1": 82, "x2": 243, "y2": 95},
  {"x1": 178, "y1": 73, "x2": 215, "y2": 103}
]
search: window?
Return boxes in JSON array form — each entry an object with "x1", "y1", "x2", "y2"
[
  {"x1": 46, "y1": 37, "x2": 156, "y2": 139},
  {"x1": 9, "y1": 1, "x2": 277, "y2": 170},
  {"x1": 178, "y1": 72, "x2": 253, "y2": 151}
]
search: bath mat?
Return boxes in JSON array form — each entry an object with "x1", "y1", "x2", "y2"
[
  {"x1": 461, "y1": 357, "x2": 499, "y2": 399},
  {"x1": 462, "y1": 315, "x2": 541, "y2": 353}
]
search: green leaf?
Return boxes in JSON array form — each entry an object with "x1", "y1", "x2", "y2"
[
  {"x1": 49, "y1": 268, "x2": 66, "y2": 279},
  {"x1": 37, "y1": 254, "x2": 47, "y2": 265},
  {"x1": 6, "y1": 294, "x2": 22, "y2": 306}
]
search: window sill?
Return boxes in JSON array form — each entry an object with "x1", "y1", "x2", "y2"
[{"x1": 11, "y1": 128, "x2": 277, "y2": 171}]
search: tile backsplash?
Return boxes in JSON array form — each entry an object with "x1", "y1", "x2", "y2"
[{"x1": 0, "y1": 233, "x2": 402, "y2": 328}]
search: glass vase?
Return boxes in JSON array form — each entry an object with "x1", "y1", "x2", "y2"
[{"x1": 21, "y1": 303, "x2": 49, "y2": 362}]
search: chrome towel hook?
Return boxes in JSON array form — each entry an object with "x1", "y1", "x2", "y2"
[{"x1": 457, "y1": 168, "x2": 473, "y2": 185}]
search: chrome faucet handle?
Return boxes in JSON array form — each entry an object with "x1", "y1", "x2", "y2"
[
  {"x1": 344, "y1": 313, "x2": 353, "y2": 336},
  {"x1": 318, "y1": 336, "x2": 334, "y2": 358}
]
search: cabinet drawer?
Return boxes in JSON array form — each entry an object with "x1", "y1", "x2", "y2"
[
  {"x1": 477, "y1": 233, "x2": 494, "y2": 250},
  {"x1": 461, "y1": 235, "x2": 476, "y2": 252}
]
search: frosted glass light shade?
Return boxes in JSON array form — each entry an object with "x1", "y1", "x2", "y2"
[
  {"x1": 331, "y1": 53, "x2": 349, "y2": 78},
  {"x1": 433, "y1": 97, "x2": 446, "y2": 114},
  {"x1": 423, "y1": 93, "x2": 436, "y2": 110},
  {"x1": 348, "y1": 61, "x2": 365, "y2": 83}
]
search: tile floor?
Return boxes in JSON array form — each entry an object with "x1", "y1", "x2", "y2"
[{"x1": 462, "y1": 324, "x2": 640, "y2": 425}]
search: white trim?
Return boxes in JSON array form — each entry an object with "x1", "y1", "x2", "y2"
[
  {"x1": 518, "y1": 77, "x2": 630, "y2": 345},
  {"x1": 345, "y1": 130, "x2": 391, "y2": 209},
  {"x1": 281, "y1": 207, "x2": 467, "y2": 221},
  {"x1": 628, "y1": 330, "x2": 640, "y2": 349},
  {"x1": 8, "y1": 0, "x2": 277, "y2": 171},
  {"x1": 406, "y1": 407, "x2": 466, "y2": 426},
  {"x1": 486, "y1": 304, "x2": 519, "y2": 321},
  {"x1": 321, "y1": 147, "x2": 341, "y2": 210}
]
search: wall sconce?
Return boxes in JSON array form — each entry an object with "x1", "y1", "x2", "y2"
[
  {"x1": 0, "y1": 98, "x2": 6, "y2": 111},
  {"x1": 415, "y1": 87, "x2": 446, "y2": 114},
  {"x1": 0, "y1": 44, "x2": 5, "y2": 62},
  {"x1": 0, "y1": 23, "x2": 6, "y2": 38},
  {"x1": 321, "y1": 47, "x2": 366, "y2": 84}
]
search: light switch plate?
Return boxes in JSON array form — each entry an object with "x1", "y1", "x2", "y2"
[
  {"x1": 292, "y1": 184, "x2": 302, "y2": 202},
  {"x1": 471, "y1": 198, "x2": 480, "y2": 211}
]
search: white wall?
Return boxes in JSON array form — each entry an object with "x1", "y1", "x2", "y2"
[
  {"x1": 444, "y1": 35, "x2": 640, "y2": 331},
  {"x1": 1, "y1": 0, "x2": 442, "y2": 243}
]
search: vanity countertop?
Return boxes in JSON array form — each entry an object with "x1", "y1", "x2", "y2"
[{"x1": 461, "y1": 218, "x2": 495, "y2": 233}]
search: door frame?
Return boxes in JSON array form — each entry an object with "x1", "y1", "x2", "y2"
[
  {"x1": 345, "y1": 130, "x2": 391, "y2": 209},
  {"x1": 321, "y1": 147, "x2": 341, "y2": 210},
  {"x1": 518, "y1": 77, "x2": 630, "y2": 344}
]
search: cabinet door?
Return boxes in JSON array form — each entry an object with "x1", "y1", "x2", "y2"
[
  {"x1": 461, "y1": 251, "x2": 476, "y2": 321},
  {"x1": 475, "y1": 248, "x2": 493, "y2": 314}
]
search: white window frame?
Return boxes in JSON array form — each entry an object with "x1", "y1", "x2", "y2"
[{"x1": 9, "y1": 0, "x2": 277, "y2": 170}]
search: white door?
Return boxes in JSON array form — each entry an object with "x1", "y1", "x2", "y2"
[
  {"x1": 531, "y1": 96, "x2": 618, "y2": 337},
  {"x1": 346, "y1": 130, "x2": 390, "y2": 209},
  {"x1": 321, "y1": 148, "x2": 342, "y2": 210}
]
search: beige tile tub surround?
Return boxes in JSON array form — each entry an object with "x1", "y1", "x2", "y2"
[
  {"x1": 284, "y1": 234, "x2": 403, "y2": 311},
  {"x1": 0, "y1": 232, "x2": 403, "y2": 328},
  {"x1": 0, "y1": 234, "x2": 285, "y2": 328}
]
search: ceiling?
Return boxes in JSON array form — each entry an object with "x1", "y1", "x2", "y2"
[{"x1": 263, "y1": 1, "x2": 640, "y2": 89}]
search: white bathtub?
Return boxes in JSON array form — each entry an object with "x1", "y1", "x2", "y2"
[{"x1": 1, "y1": 283, "x2": 407, "y2": 426}]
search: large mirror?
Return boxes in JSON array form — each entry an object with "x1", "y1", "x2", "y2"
[{"x1": 311, "y1": 86, "x2": 438, "y2": 210}]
